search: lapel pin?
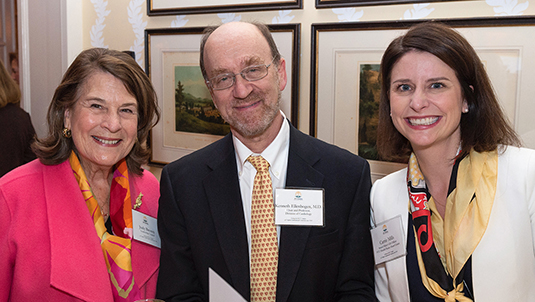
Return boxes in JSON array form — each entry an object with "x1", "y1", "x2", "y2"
[{"x1": 134, "y1": 192, "x2": 143, "y2": 209}]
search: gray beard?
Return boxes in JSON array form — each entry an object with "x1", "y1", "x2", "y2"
[{"x1": 227, "y1": 90, "x2": 282, "y2": 138}]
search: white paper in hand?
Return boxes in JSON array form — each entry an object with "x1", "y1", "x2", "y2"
[{"x1": 209, "y1": 268, "x2": 248, "y2": 302}]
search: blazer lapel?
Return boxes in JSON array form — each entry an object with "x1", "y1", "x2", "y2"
[
  {"x1": 129, "y1": 174, "x2": 160, "y2": 291},
  {"x1": 276, "y1": 126, "x2": 325, "y2": 302},
  {"x1": 385, "y1": 187, "x2": 410, "y2": 302},
  {"x1": 203, "y1": 135, "x2": 250, "y2": 299},
  {"x1": 45, "y1": 161, "x2": 113, "y2": 301},
  {"x1": 374, "y1": 171, "x2": 411, "y2": 302}
]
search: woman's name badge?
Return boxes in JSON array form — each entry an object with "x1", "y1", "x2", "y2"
[
  {"x1": 370, "y1": 215, "x2": 406, "y2": 265},
  {"x1": 274, "y1": 188, "x2": 324, "y2": 226},
  {"x1": 132, "y1": 210, "x2": 161, "y2": 248}
]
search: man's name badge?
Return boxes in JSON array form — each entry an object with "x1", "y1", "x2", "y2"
[
  {"x1": 370, "y1": 215, "x2": 406, "y2": 265},
  {"x1": 132, "y1": 210, "x2": 161, "y2": 248},
  {"x1": 274, "y1": 188, "x2": 324, "y2": 226}
]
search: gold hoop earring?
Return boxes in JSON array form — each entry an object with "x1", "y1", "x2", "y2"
[{"x1": 63, "y1": 128, "x2": 72, "y2": 138}]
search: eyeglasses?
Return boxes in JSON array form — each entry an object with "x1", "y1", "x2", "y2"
[{"x1": 206, "y1": 58, "x2": 276, "y2": 91}]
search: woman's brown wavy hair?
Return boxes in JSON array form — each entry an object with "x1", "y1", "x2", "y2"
[{"x1": 32, "y1": 48, "x2": 160, "y2": 175}]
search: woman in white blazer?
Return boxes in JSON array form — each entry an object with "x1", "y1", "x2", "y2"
[{"x1": 371, "y1": 22, "x2": 535, "y2": 301}]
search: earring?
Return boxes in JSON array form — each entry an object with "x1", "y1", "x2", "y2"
[
  {"x1": 463, "y1": 108, "x2": 469, "y2": 113},
  {"x1": 63, "y1": 128, "x2": 72, "y2": 138}
]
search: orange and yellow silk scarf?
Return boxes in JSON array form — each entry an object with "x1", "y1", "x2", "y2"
[
  {"x1": 69, "y1": 151, "x2": 140, "y2": 301},
  {"x1": 407, "y1": 149, "x2": 497, "y2": 301}
]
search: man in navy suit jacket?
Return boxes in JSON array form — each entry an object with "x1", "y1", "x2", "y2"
[{"x1": 156, "y1": 21, "x2": 375, "y2": 302}]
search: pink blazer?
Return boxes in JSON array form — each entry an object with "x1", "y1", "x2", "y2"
[{"x1": 0, "y1": 159, "x2": 160, "y2": 301}]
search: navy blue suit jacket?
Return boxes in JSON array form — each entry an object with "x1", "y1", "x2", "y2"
[{"x1": 156, "y1": 124, "x2": 375, "y2": 301}]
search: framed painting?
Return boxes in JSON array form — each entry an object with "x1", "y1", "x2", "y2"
[
  {"x1": 315, "y1": 0, "x2": 450, "y2": 8},
  {"x1": 310, "y1": 16, "x2": 535, "y2": 181},
  {"x1": 146, "y1": 24, "x2": 300, "y2": 165},
  {"x1": 148, "y1": 0, "x2": 302, "y2": 15}
]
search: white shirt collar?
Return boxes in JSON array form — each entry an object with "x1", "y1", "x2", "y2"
[{"x1": 234, "y1": 110, "x2": 289, "y2": 180}]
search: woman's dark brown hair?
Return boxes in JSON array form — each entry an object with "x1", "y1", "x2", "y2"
[
  {"x1": 33, "y1": 48, "x2": 160, "y2": 175},
  {"x1": 377, "y1": 21, "x2": 520, "y2": 162}
]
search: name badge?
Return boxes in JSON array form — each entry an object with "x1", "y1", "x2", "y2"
[
  {"x1": 274, "y1": 188, "x2": 324, "y2": 226},
  {"x1": 132, "y1": 210, "x2": 161, "y2": 248},
  {"x1": 370, "y1": 215, "x2": 406, "y2": 265}
]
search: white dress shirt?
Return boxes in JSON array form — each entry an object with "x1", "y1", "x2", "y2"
[{"x1": 233, "y1": 111, "x2": 290, "y2": 257}]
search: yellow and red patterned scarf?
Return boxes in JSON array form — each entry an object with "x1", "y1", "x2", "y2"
[
  {"x1": 407, "y1": 149, "x2": 498, "y2": 301},
  {"x1": 69, "y1": 151, "x2": 140, "y2": 301}
]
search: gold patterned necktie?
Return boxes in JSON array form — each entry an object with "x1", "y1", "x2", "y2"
[{"x1": 247, "y1": 155, "x2": 278, "y2": 302}]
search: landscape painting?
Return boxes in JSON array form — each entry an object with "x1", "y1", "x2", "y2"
[
  {"x1": 173, "y1": 66, "x2": 230, "y2": 136},
  {"x1": 358, "y1": 63, "x2": 380, "y2": 160}
]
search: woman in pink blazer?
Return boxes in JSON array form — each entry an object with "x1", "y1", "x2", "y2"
[{"x1": 0, "y1": 48, "x2": 161, "y2": 301}]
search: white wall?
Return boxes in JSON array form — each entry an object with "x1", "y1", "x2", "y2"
[{"x1": 19, "y1": 0, "x2": 66, "y2": 138}]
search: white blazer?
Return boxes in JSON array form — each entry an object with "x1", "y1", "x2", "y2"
[{"x1": 371, "y1": 146, "x2": 535, "y2": 302}]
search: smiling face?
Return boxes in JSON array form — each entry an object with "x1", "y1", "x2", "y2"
[
  {"x1": 64, "y1": 71, "x2": 138, "y2": 175},
  {"x1": 203, "y1": 22, "x2": 287, "y2": 140},
  {"x1": 389, "y1": 50, "x2": 468, "y2": 154}
]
